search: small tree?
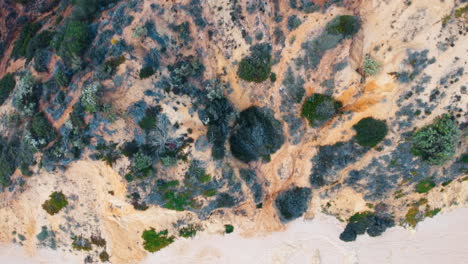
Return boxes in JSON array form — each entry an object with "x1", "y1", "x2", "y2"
[
  {"x1": 411, "y1": 114, "x2": 460, "y2": 165},
  {"x1": 352, "y1": 117, "x2": 388, "y2": 147},
  {"x1": 301, "y1": 94, "x2": 342, "y2": 127},
  {"x1": 237, "y1": 43, "x2": 272, "y2": 83}
]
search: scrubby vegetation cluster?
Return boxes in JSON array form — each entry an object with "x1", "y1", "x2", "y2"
[
  {"x1": 411, "y1": 114, "x2": 460, "y2": 165},
  {"x1": 237, "y1": 43, "x2": 272, "y2": 83},
  {"x1": 42, "y1": 191, "x2": 68, "y2": 215},
  {"x1": 301, "y1": 94, "x2": 342, "y2": 128},
  {"x1": 339, "y1": 211, "x2": 394, "y2": 242},
  {"x1": 229, "y1": 107, "x2": 285, "y2": 163},
  {"x1": 275, "y1": 186, "x2": 312, "y2": 222}
]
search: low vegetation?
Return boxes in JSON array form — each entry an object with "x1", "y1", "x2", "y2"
[
  {"x1": 339, "y1": 211, "x2": 394, "y2": 242},
  {"x1": 411, "y1": 114, "x2": 460, "y2": 165},
  {"x1": 326, "y1": 15, "x2": 361, "y2": 37},
  {"x1": 42, "y1": 191, "x2": 68, "y2": 215},
  {"x1": 12, "y1": 22, "x2": 42, "y2": 58},
  {"x1": 0, "y1": 73, "x2": 16, "y2": 106},
  {"x1": 275, "y1": 186, "x2": 311, "y2": 222},
  {"x1": 352, "y1": 117, "x2": 388, "y2": 148},
  {"x1": 229, "y1": 107, "x2": 285, "y2": 163},
  {"x1": 142, "y1": 229, "x2": 175, "y2": 252},
  {"x1": 237, "y1": 43, "x2": 272, "y2": 83},
  {"x1": 362, "y1": 55, "x2": 381, "y2": 76},
  {"x1": 415, "y1": 179, "x2": 436, "y2": 193},
  {"x1": 178, "y1": 224, "x2": 199, "y2": 238},
  {"x1": 301, "y1": 94, "x2": 342, "y2": 127},
  {"x1": 224, "y1": 224, "x2": 234, "y2": 234}
]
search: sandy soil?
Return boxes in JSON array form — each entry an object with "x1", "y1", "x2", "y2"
[{"x1": 2, "y1": 207, "x2": 467, "y2": 264}]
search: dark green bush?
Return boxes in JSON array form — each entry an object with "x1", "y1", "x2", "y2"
[
  {"x1": 139, "y1": 66, "x2": 155, "y2": 79},
  {"x1": 415, "y1": 179, "x2": 436, "y2": 193},
  {"x1": 54, "y1": 68, "x2": 70, "y2": 87},
  {"x1": 142, "y1": 229, "x2": 175, "y2": 252},
  {"x1": 12, "y1": 22, "x2": 42, "y2": 58},
  {"x1": 237, "y1": 43, "x2": 272, "y2": 83},
  {"x1": 138, "y1": 107, "x2": 160, "y2": 132},
  {"x1": 275, "y1": 186, "x2": 311, "y2": 222},
  {"x1": 42, "y1": 191, "x2": 68, "y2": 215},
  {"x1": 229, "y1": 107, "x2": 285, "y2": 163},
  {"x1": 168, "y1": 56, "x2": 205, "y2": 88},
  {"x1": 287, "y1": 15, "x2": 302, "y2": 31},
  {"x1": 352, "y1": 117, "x2": 388, "y2": 147},
  {"x1": 411, "y1": 114, "x2": 460, "y2": 165},
  {"x1": 224, "y1": 224, "x2": 234, "y2": 234},
  {"x1": 33, "y1": 49, "x2": 51, "y2": 73},
  {"x1": 0, "y1": 139, "x2": 16, "y2": 187},
  {"x1": 326, "y1": 15, "x2": 361, "y2": 37},
  {"x1": 340, "y1": 211, "x2": 394, "y2": 242},
  {"x1": 25, "y1": 30, "x2": 55, "y2": 61},
  {"x1": 0, "y1": 73, "x2": 16, "y2": 106},
  {"x1": 301, "y1": 94, "x2": 342, "y2": 127},
  {"x1": 57, "y1": 20, "x2": 89, "y2": 68},
  {"x1": 31, "y1": 112, "x2": 57, "y2": 147}
]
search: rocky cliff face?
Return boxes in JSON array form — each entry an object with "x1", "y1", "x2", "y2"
[{"x1": 0, "y1": 0, "x2": 466, "y2": 263}]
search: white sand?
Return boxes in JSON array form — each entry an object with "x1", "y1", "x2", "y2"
[
  {"x1": 145, "y1": 208, "x2": 468, "y2": 264},
  {"x1": 0, "y1": 245, "x2": 81, "y2": 264},
  {"x1": 1, "y1": 207, "x2": 467, "y2": 264}
]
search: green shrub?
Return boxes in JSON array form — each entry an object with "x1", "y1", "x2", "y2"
[
  {"x1": 178, "y1": 224, "x2": 199, "y2": 238},
  {"x1": 411, "y1": 114, "x2": 461, "y2": 165},
  {"x1": 57, "y1": 20, "x2": 89, "y2": 68},
  {"x1": 415, "y1": 179, "x2": 436, "y2": 193},
  {"x1": 42, "y1": 191, "x2": 68, "y2": 215},
  {"x1": 362, "y1": 55, "x2": 381, "y2": 76},
  {"x1": 224, "y1": 224, "x2": 234, "y2": 234},
  {"x1": 0, "y1": 140, "x2": 16, "y2": 187},
  {"x1": 99, "y1": 251, "x2": 110, "y2": 262},
  {"x1": 229, "y1": 107, "x2": 285, "y2": 163},
  {"x1": 162, "y1": 190, "x2": 191, "y2": 211},
  {"x1": 12, "y1": 71, "x2": 38, "y2": 117},
  {"x1": 139, "y1": 66, "x2": 155, "y2": 79},
  {"x1": 461, "y1": 153, "x2": 468, "y2": 163},
  {"x1": 326, "y1": 15, "x2": 361, "y2": 37},
  {"x1": 12, "y1": 22, "x2": 42, "y2": 58},
  {"x1": 352, "y1": 117, "x2": 388, "y2": 147},
  {"x1": 133, "y1": 151, "x2": 153, "y2": 172},
  {"x1": 25, "y1": 30, "x2": 55, "y2": 61},
  {"x1": 142, "y1": 229, "x2": 175, "y2": 252},
  {"x1": 269, "y1": 72, "x2": 277, "y2": 82},
  {"x1": 301, "y1": 94, "x2": 342, "y2": 127},
  {"x1": 275, "y1": 186, "x2": 311, "y2": 222},
  {"x1": 31, "y1": 112, "x2": 56, "y2": 147},
  {"x1": 138, "y1": 108, "x2": 158, "y2": 131},
  {"x1": 0, "y1": 73, "x2": 16, "y2": 106},
  {"x1": 202, "y1": 189, "x2": 217, "y2": 197},
  {"x1": 54, "y1": 69, "x2": 70, "y2": 87},
  {"x1": 72, "y1": 236, "x2": 92, "y2": 251},
  {"x1": 81, "y1": 82, "x2": 100, "y2": 112},
  {"x1": 287, "y1": 15, "x2": 302, "y2": 31},
  {"x1": 133, "y1": 26, "x2": 148, "y2": 39},
  {"x1": 237, "y1": 43, "x2": 272, "y2": 83}
]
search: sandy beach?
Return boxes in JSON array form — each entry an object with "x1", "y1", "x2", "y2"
[{"x1": 3, "y1": 207, "x2": 467, "y2": 264}]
